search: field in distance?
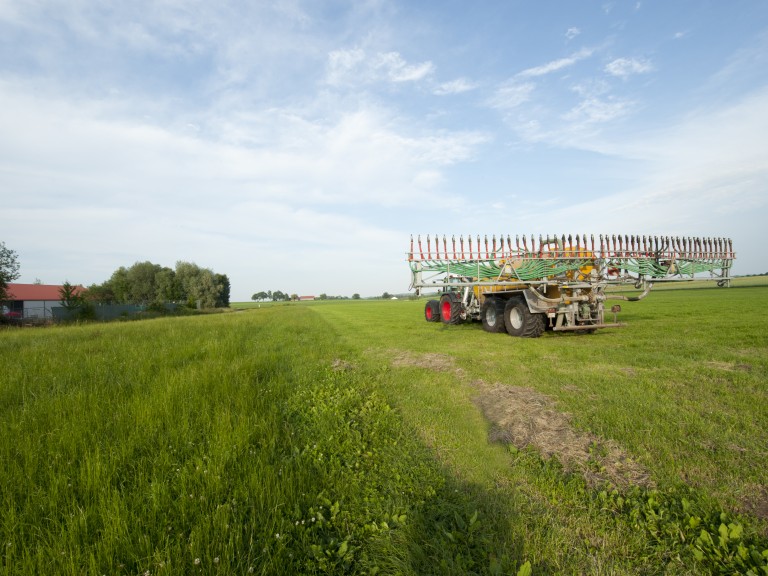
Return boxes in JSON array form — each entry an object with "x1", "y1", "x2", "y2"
[{"x1": 1, "y1": 278, "x2": 766, "y2": 574}]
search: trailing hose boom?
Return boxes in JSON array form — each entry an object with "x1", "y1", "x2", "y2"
[{"x1": 408, "y1": 233, "x2": 734, "y2": 337}]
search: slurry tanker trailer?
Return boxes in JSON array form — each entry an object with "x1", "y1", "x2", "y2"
[{"x1": 408, "y1": 234, "x2": 735, "y2": 337}]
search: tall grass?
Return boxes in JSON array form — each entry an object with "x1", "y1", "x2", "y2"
[
  {"x1": 1, "y1": 281, "x2": 766, "y2": 574},
  {"x1": 1, "y1": 310, "x2": 533, "y2": 575}
]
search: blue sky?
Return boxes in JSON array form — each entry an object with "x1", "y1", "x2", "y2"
[{"x1": 1, "y1": 1, "x2": 766, "y2": 299}]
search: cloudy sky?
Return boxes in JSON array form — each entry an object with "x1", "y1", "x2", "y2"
[{"x1": 2, "y1": 1, "x2": 766, "y2": 299}]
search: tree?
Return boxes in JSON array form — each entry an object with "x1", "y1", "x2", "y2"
[
  {"x1": 154, "y1": 267, "x2": 181, "y2": 304},
  {"x1": 251, "y1": 291, "x2": 268, "y2": 302},
  {"x1": 0, "y1": 241, "x2": 21, "y2": 301},
  {"x1": 126, "y1": 261, "x2": 162, "y2": 304},
  {"x1": 352, "y1": 293, "x2": 361, "y2": 300},
  {"x1": 214, "y1": 273, "x2": 230, "y2": 307},
  {"x1": 382, "y1": 292, "x2": 391, "y2": 299},
  {"x1": 86, "y1": 260, "x2": 229, "y2": 310},
  {"x1": 175, "y1": 261, "x2": 222, "y2": 308},
  {"x1": 59, "y1": 281, "x2": 94, "y2": 320},
  {"x1": 85, "y1": 282, "x2": 115, "y2": 304},
  {"x1": 59, "y1": 281, "x2": 86, "y2": 309},
  {"x1": 107, "y1": 267, "x2": 131, "y2": 303}
]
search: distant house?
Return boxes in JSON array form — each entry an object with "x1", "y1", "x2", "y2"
[
  {"x1": 2, "y1": 283, "x2": 85, "y2": 320},
  {"x1": 298, "y1": 296, "x2": 316, "y2": 301}
]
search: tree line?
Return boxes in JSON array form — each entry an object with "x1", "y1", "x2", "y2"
[
  {"x1": 88, "y1": 261, "x2": 230, "y2": 308},
  {"x1": 3, "y1": 242, "x2": 230, "y2": 313},
  {"x1": 251, "y1": 291, "x2": 362, "y2": 301}
]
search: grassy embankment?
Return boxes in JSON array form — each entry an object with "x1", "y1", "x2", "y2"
[{"x1": 1, "y1": 277, "x2": 766, "y2": 574}]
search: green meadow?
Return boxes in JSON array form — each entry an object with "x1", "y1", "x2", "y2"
[{"x1": 1, "y1": 278, "x2": 766, "y2": 575}]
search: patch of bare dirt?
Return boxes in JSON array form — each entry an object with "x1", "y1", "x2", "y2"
[
  {"x1": 390, "y1": 351, "x2": 456, "y2": 372},
  {"x1": 472, "y1": 380, "x2": 653, "y2": 489},
  {"x1": 740, "y1": 485, "x2": 768, "y2": 526},
  {"x1": 704, "y1": 361, "x2": 752, "y2": 372},
  {"x1": 331, "y1": 358, "x2": 355, "y2": 371}
]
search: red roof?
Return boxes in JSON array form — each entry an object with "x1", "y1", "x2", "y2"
[{"x1": 4, "y1": 283, "x2": 85, "y2": 301}]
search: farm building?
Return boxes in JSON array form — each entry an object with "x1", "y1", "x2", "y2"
[{"x1": 2, "y1": 283, "x2": 85, "y2": 320}]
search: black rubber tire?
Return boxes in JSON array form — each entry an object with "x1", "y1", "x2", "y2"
[
  {"x1": 503, "y1": 298, "x2": 545, "y2": 338},
  {"x1": 481, "y1": 298, "x2": 507, "y2": 333},
  {"x1": 424, "y1": 300, "x2": 440, "y2": 322},
  {"x1": 439, "y1": 292, "x2": 463, "y2": 325}
]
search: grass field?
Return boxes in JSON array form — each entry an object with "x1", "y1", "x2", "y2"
[{"x1": 1, "y1": 278, "x2": 766, "y2": 574}]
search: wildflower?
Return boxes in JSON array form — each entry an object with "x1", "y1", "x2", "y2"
[
  {"x1": 275, "y1": 533, "x2": 280, "y2": 538},
  {"x1": 194, "y1": 558, "x2": 201, "y2": 565},
  {"x1": 213, "y1": 557, "x2": 219, "y2": 564}
]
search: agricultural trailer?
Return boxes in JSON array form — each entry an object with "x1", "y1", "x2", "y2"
[{"x1": 408, "y1": 234, "x2": 735, "y2": 337}]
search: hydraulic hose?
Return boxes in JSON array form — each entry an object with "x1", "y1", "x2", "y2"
[{"x1": 605, "y1": 284, "x2": 653, "y2": 302}]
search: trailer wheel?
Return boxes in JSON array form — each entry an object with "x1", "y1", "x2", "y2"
[
  {"x1": 481, "y1": 298, "x2": 506, "y2": 333},
  {"x1": 424, "y1": 300, "x2": 440, "y2": 322},
  {"x1": 504, "y1": 298, "x2": 545, "y2": 338},
  {"x1": 440, "y1": 292, "x2": 463, "y2": 325}
]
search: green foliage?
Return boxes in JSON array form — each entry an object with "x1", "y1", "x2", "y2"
[
  {"x1": 595, "y1": 486, "x2": 768, "y2": 574},
  {"x1": 58, "y1": 281, "x2": 95, "y2": 321},
  {"x1": 59, "y1": 281, "x2": 85, "y2": 309},
  {"x1": 214, "y1": 273, "x2": 231, "y2": 307},
  {"x1": 88, "y1": 261, "x2": 228, "y2": 309},
  {"x1": 0, "y1": 240, "x2": 21, "y2": 300}
]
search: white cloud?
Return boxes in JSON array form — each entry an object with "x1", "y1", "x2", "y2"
[
  {"x1": 0, "y1": 78, "x2": 488, "y2": 295},
  {"x1": 605, "y1": 57, "x2": 654, "y2": 78},
  {"x1": 375, "y1": 51, "x2": 434, "y2": 82},
  {"x1": 565, "y1": 27, "x2": 581, "y2": 41},
  {"x1": 434, "y1": 78, "x2": 477, "y2": 95},
  {"x1": 518, "y1": 47, "x2": 594, "y2": 77},
  {"x1": 563, "y1": 96, "x2": 633, "y2": 124},
  {"x1": 570, "y1": 78, "x2": 611, "y2": 98},
  {"x1": 326, "y1": 48, "x2": 367, "y2": 84},
  {"x1": 488, "y1": 82, "x2": 535, "y2": 110},
  {"x1": 326, "y1": 48, "x2": 433, "y2": 85}
]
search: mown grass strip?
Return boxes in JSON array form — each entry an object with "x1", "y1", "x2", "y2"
[{"x1": 313, "y1": 284, "x2": 768, "y2": 574}]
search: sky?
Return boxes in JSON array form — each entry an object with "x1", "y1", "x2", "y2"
[{"x1": 1, "y1": 0, "x2": 767, "y2": 300}]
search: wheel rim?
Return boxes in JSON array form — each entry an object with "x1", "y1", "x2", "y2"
[
  {"x1": 485, "y1": 306, "x2": 497, "y2": 326},
  {"x1": 426, "y1": 306, "x2": 433, "y2": 320},
  {"x1": 441, "y1": 300, "x2": 452, "y2": 320},
  {"x1": 509, "y1": 307, "x2": 523, "y2": 330}
]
